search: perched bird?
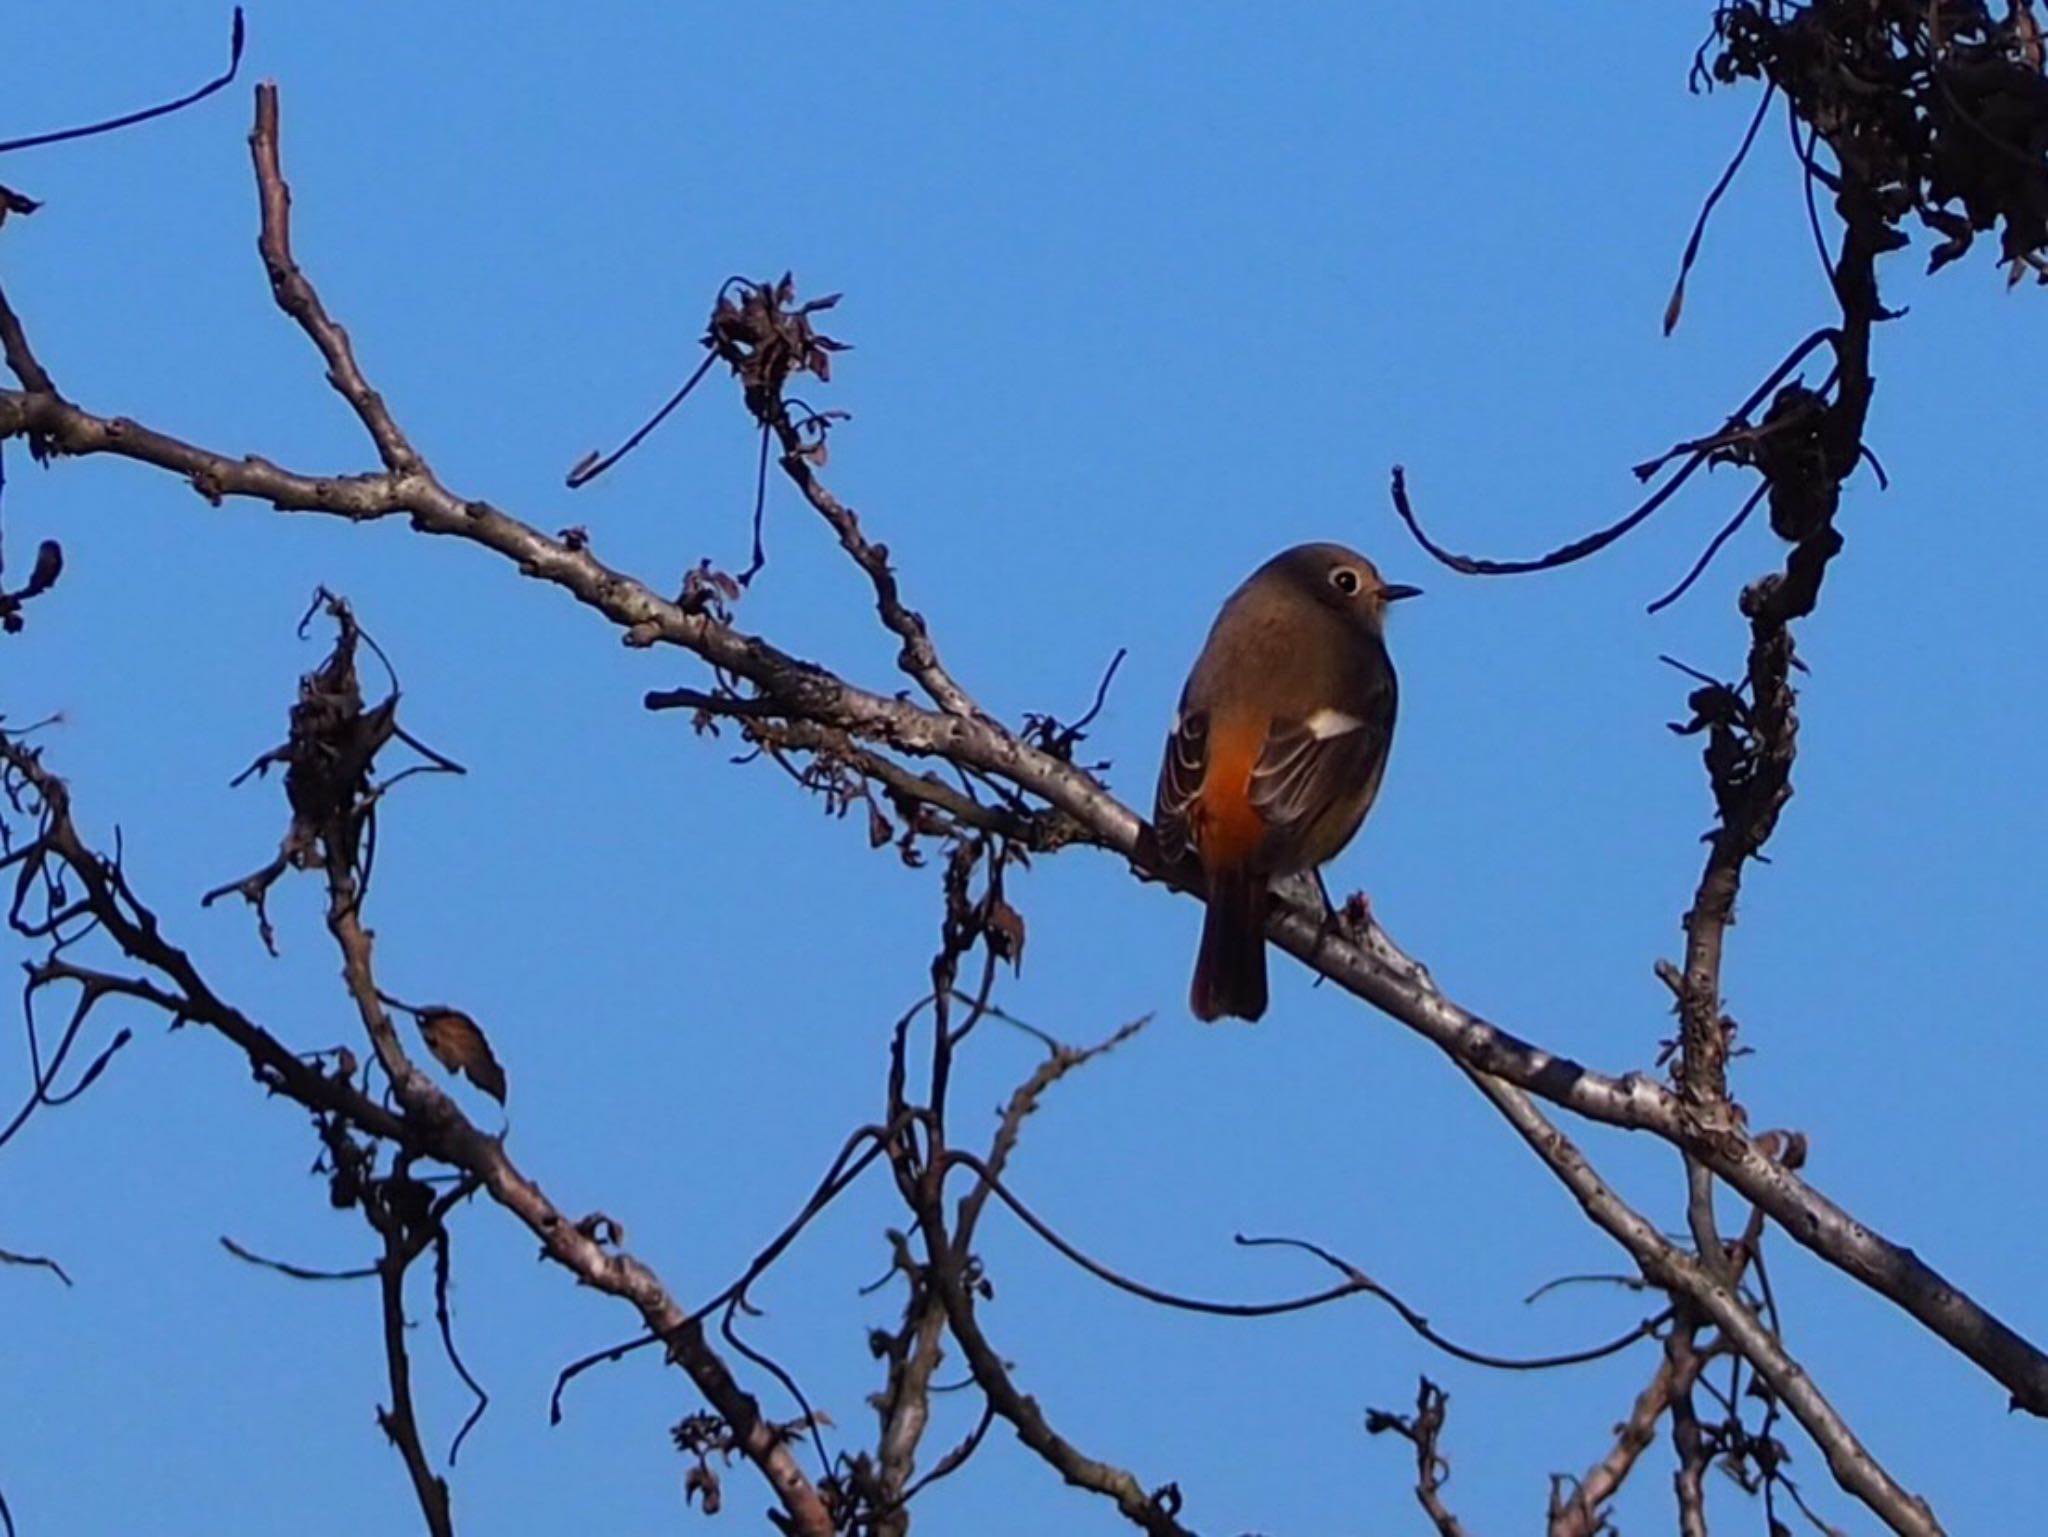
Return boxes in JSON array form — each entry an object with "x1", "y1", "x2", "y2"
[{"x1": 1152, "y1": 543, "x2": 1418, "y2": 1022}]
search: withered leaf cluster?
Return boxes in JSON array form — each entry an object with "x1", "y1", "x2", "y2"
[
  {"x1": 203, "y1": 592, "x2": 461, "y2": 950},
  {"x1": 707, "y1": 272, "x2": 851, "y2": 419},
  {"x1": 0, "y1": 534, "x2": 62, "y2": 634},
  {"x1": 1709, "y1": 0, "x2": 2048, "y2": 275}
]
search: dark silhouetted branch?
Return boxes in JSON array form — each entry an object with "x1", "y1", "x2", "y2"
[
  {"x1": 1387, "y1": 327, "x2": 1835, "y2": 576},
  {"x1": 219, "y1": 1235, "x2": 376, "y2": 1282},
  {"x1": 1366, "y1": 1377, "x2": 1470, "y2": 1537},
  {"x1": 1664, "y1": 80, "x2": 1779, "y2": 334},
  {"x1": 0, "y1": 1246, "x2": 71, "y2": 1286},
  {"x1": 0, "y1": 9, "x2": 245, "y2": 155},
  {"x1": 564, "y1": 351, "x2": 717, "y2": 488}
]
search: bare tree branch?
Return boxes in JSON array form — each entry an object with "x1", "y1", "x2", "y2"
[
  {"x1": 365, "y1": 1164, "x2": 455, "y2": 1537},
  {"x1": 912, "y1": 1196, "x2": 1192, "y2": 1537},
  {"x1": 219, "y1": 1235, "x2": 376, "y2": 1282},
  {"x1": 248, "y1": 82, "x2": 419, "y2": 473},
  {"x1": 1366, "y1": 1377, "x2": 1470, "y2": 1537},
  {"x1": 1665, "y1": 1320, "x2": 1713, "y2": 1537},
  {"x1": 0, "y1": 1245, "x2": 71, "y2": 1286},
  {"x1": 1464, "y1": 1066, "x2": 1942, "y2": 1535},
  {"x1": 0, "y1": 9, "x2": 245, "y2": 157}
]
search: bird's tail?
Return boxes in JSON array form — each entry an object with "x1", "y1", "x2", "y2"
[{"x1": 1191, "y1": 865, "x2": 1269, "y2": 1023}]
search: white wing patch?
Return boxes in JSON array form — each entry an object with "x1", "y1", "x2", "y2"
[{"x1": 1303, "y1": 707, "x2": 1366, "y2": 739}]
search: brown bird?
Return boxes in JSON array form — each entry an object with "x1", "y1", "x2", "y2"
[{"x1": 1152, "y1": 543, "x2": 1418, "y2": 1022}]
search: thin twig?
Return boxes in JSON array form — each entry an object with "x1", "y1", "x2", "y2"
[
  {"x1": 955, "y1": 1016, "x2": 1149, "y2": 1251},
  {"x1": 945, "y1": 1150, "x2": 1669, "y2": 1370},
  {"x1": 432, "y1": 1216, "x2": 490, "y2": 1466},
  {"x1": 564, "y1": 350, "x2": 717, "y2": 489},
  {"x1": 0, "y1": 1246, "x2": 72, "y2": 1286},
  {"x1": 548, "y1": 1333, "x2": 662, "y2": 1425},
  {"x1": 0, "y1": 10, "x2": 246, "y2": 155},
  {"x1": 1647, "y1": 479, "x2": 1769, "y2": 614},
  {"x1": 248, "y1": 82, "x2": 420, "y2": 473},
  {"x1": 1664, "y1": 81, "x2": 1779, "y2": 335},
  {"x1": 1386, "y1": 327, "x2": 1836, "y2": 576},
  {"x1": 1365, "y1": 1377, "x2": 1470, "y2": 1537},
  {"x1": 219, "y1": 1234, "x2": 375, "y2": 1282},
  {"x1": 370, "y1": 1205, "x2": 455, "y2": 1537}
]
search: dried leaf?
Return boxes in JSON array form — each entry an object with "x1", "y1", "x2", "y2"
[
  {"x1": 22, "y1": 540, "x2": 63, "y2": 598},
  {"x1": 985, "y1": 897, "x2": 1026, "y2": 971},
  {"x1": 418, "y1": 1007, "x2": 507, "y2": 1103},
  {"x1": 1662, "y1": 273, "x2": 1687, "y2": 336},
  {"x1": 684, "y1": 1461, "x2": 722, "y2": 1514}
]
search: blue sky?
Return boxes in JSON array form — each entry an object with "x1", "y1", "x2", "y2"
[{"x1": 5, "y1": 5, "x2": 2044, "y2": 1533}]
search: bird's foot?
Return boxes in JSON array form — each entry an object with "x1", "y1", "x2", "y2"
[{"x1": 1340, "y1": 890, "x2": 1374, "y2": 940}]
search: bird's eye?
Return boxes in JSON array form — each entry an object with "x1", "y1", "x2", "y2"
[{"x1": 1330, "y1": 567, "x2": 1362, "y2": 595}]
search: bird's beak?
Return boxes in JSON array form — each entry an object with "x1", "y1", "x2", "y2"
[{"x1": 1381, "y1": 583, "x2": 1423, "y2": 603}]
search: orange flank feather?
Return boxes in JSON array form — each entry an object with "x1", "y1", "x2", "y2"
[
  {"x1": 1188, "y1": 714, "x2": 1272, "y2": 1022},
  {"x1": 1190, "y1": 715, "x2": 1268, "y2": 869}
]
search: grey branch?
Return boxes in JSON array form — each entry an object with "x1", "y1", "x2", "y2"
[{"x1": 1466, "y1": 1067, "x2": 1941, "y2": 1535}]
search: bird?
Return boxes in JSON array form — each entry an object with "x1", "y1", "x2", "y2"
[{"x1": 1152, "y1": 543, "x2": 1419, "y2": 1022}]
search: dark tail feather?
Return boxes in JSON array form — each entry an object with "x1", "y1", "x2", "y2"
[{"x1": 1191, "y1": 867, "x2": 1269, "y2": 1023}]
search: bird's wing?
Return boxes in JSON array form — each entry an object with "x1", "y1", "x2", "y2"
[
  {"x1": 1152, "y1": 708, "x2": 1208, "y2": 865},
  {"x1": 1248, "y1": 699, "x2": 1393, "y2": 862}
]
